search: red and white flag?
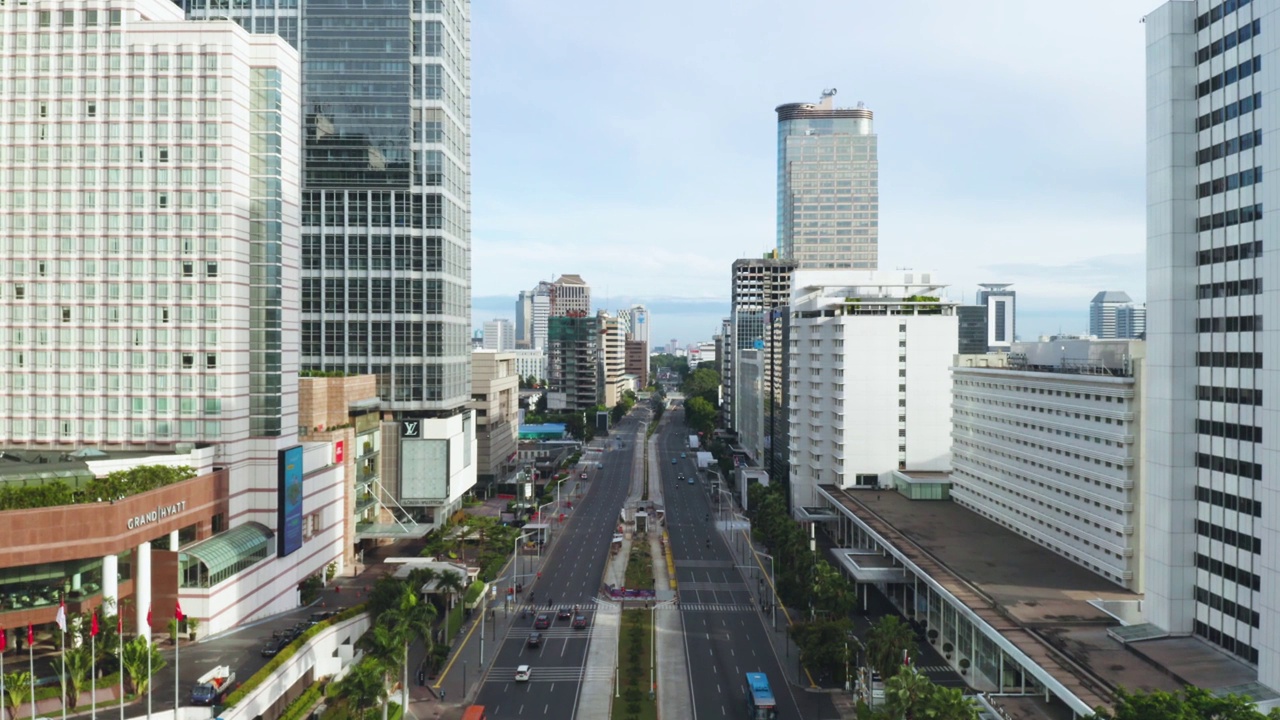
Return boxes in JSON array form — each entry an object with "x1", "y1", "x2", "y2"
[
  {"x1": 54, "y1": 599, "x2": 67, "y2": 633},
  {"x1": 0, "y1": 626, "x2": 6, "y2": 652},
  {"x1": 91, "y1": 611, "x2": 99, "y2": 638},
  {"x1": 146, "y1": 605, "x2": 152, "y2": 628},
  {"x1": 26, "y1": 624, "x2": 33, "y2": 645},
  {"x1": 175, "y1": 601, "x2": 185, "y2": 622},
  {"x1": 903, "y1": 649, "x2": 911, "y2": 667}
]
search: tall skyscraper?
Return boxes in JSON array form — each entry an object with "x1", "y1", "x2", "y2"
[
  {"x1": 1089, "y1": 291, "x2": 1147, "y2": 339},
  {"x1": 175, "y1": 0, "x2": 476, "y2": 528},
  {"x1": 1147, "y1": 0, "x2": 1270, "y2": 675},
  {"x1": 726, "y1": 257, "x2": 795, "y2": 476},
  {"x1": 776, "y1": 89, "x2": 878, "y2": 269}
]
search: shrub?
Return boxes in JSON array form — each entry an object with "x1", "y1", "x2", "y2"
[{"x1": 225, "y1": 604, "x2": 366, "y2": 706}]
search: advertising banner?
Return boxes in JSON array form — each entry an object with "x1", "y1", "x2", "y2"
[{"x1": 278, "y1": 445, "x2": 304, "y2": 557}]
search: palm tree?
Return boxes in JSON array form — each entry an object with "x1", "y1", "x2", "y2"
[
  {"x1": 434, "y1": 571, "x2": 466, "y2": 638},
  {"x1": 380, "y1": 586, "x2": 437, "y2": 719},
  {"x1": 335, "y1": 658, "x2": 387, "y2": 717},
  {"x1": 356, "y1": 623, "x2": 401, "y2": 720},
  {"x1": 882, "y1": 667, "x2": 935, "y2": 720},
  {"x1": 120, "y1": 636, "x2": 165, "y2": 695},
  {"x1": 3, "y1": 671, "x2": 31, "y2": 720},
  {"x1": 62, "y1": 645, "x2": 93, "y2": 710},
  {"x1": 864, "y1": 615, "x2": 916, "y2": 681}
]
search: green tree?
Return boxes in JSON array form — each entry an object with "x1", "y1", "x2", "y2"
[
  {"x1": 381, "y1": 587, "x2": 437, "y2": 717},
  {"x1": 790, "y1": 618, "x2": 854, "y2": 683},
  {"x1": 684, "y1": 396, "x2": 716, "y2": 435},
  {"x1": 864, "y1": 616, "x2": 916, "y2": 681},
  {"x1": 435, "y1": 570, "x2": 467, "y2": 638},
  {"x1": 876, "y1": 667, "x2": 981, "y2": 720},
  {"x1": 333, "y1": 658, "x2": 388, "y2": 717},
  {"x1": 77, "y1": 612, "x2": 121, "y2": 670},
  {"x1": 1089, "y1": 686, "x2": 1280, "y2": 720},
  {"x1": 357, "y1": 623, "x2": 402, "y2": 720},
  {"x1": 3, "y1": 671, "x2": 31, "y2": 720},
  {"x1": 812, "y1": 560, "x2": 857, "y2": 618},
  {"x1": 680, "y1": 367, "x2": 720, "y2": 406},
  {"x1": 62, "y1": 645, "x2": 93, "y2": 710},
  {"x1": 120, "y1": 635, "x2": 165, "y2": 695}
]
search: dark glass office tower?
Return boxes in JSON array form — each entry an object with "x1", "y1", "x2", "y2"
[{"x1": 176, "y1": 0, "x2": 472, "y2": 414}]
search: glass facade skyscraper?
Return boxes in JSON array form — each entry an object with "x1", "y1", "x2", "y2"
[
  {"x1": 776, "y1": 90, "x2": 878, "y2": 269},
  {"x1": 175, "y1": 0, "x2": 472, "y2": 414}
]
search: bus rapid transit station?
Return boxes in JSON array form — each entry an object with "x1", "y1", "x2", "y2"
[{"x1": 801, "y1": 482, "x2": 1265, "y2": 718}]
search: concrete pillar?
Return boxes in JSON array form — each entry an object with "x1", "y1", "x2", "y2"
[
  {"x1": 101, "y1": 554, "x2": 119, "y2": 616},
  {"x1": 135, "y1": 541, "x2": 151, "y2": 641},
  {"x1": 170, "y1": 530, "x2": 180, "y2": 551},
  {"x1": 71, "y1": 573, "x2": 82, "y2": 592}
]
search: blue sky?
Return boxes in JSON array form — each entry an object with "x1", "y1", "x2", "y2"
[{"x1": 469, "y1": 0, "x2": 1152, "y2": 347}]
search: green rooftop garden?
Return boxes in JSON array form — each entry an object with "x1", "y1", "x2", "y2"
[{"x1": 0, "y1": 465, "x2": 197, "y2": 511}]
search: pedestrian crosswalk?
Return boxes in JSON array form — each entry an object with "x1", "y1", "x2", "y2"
[
  {"x1": 672, "y1": 603, "x2": 757, "y2": 612},
  {"x1": 488, "y1": 666, "x2": 591, "y2": 683}
]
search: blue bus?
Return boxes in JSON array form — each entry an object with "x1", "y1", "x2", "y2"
[{"x1": 744, "y1": 672, "x2": 778, "y2": 719}]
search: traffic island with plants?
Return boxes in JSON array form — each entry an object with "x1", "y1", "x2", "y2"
[{"x1": 611, "y1": 534, "x2": 657, "y2": 720}]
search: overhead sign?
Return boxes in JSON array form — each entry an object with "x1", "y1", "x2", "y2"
[{"x1": 401, "y1": 420, "x2": 420, "y2": 438}]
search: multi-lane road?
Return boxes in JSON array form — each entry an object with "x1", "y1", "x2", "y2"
[
  {"x1": 471, "y1": 409, "x2": 647, "y2": 719},
  {"x1": 661, "y1": 409, "x2": 834, "y2": 719}
]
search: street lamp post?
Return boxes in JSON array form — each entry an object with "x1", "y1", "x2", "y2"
[
  {"x1": 511, "y1": 529, "x2": 537, "y2": 594},
  {"x1": 758, "y1": 551, "x2": 776, "y2": 630}
]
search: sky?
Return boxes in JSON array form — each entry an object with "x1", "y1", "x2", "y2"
[{"x1": 469, "y1": 0, "x2": 1154, "y2": 347}]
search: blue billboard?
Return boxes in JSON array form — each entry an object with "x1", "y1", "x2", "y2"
[{"x1": 277, "y1": 445, "x2": 304, "y2": 557}]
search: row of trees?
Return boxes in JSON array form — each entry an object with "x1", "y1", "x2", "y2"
[
  {"x1": 330, "y1": 568, "x2": 469, "y2": 720},
  {"x1": 3, "y1": 610, "x2": 165, "y2": 719},
  {"x1": 0, "y1": 465, "x2": 197, "y2": 511},
  {"x1": 746, "y1": 482, "x2": 855, "y2": 618}
]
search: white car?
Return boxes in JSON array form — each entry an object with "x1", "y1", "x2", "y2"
[{"x1": 515, "y1": 664, "x2": 531, "y2": 682}]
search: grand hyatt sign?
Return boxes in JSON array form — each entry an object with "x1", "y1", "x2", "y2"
[{"x1": 127, "y1": 500, "x2": 188, "y2": 530}]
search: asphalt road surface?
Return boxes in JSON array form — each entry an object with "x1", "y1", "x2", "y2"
[
  {"x1": 471, "y1": 410, "x2": 646, "y2": 719},
  {"x1": 662, "y1": 410, "x2": 833, "y2": 719}
]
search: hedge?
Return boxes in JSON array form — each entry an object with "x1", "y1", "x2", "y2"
[
  {"x1": 224, "y1": 603, "x2": 367, "y2": 707},
  {"x1": 278, "y1": 681, "x2": 324, "y2": 720},
  {"x1": 0, "y1": 465, "x2": 196, "y2": 511}
]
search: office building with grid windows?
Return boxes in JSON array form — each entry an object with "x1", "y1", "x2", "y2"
[
  {"x1": 776, "y1": 89, "x2": 878, "y2": 270},
  {"x1": 173, "y1": 0, "x2": 476, "y2": 531},
  {"x1": 1146, "y1": 0, "x2": 1275, "y2": 679}
]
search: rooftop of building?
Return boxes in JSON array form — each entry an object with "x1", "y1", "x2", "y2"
[
  {"x1": 1090, "y1": 291, "x2": 1134, "y2": 304},
  {"x1": 0, "y1": 446, "x2": 206, "y2": 481},
  {"x1": 553, "y1": 274, "x2": 587, "y2": 286},
  {"x1": 818, "y1": 486, "x2": 1262, "y2": 715}
]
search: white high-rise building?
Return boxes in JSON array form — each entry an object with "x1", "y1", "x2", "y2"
[
  {"x1": 951, "y1": 340, "x2": 1146, "y2": 590},
  {"x1": 626, "y1": 304, "x2": 650, "y2": 344},
  {"x1": 1, "y1": 0, "x2": 301, "y2": 447},
  {"x1": 787, "y1": 271, "x2": 957, "y2": 508},
  {"x1": 0, "y1": 0, "x2": 346, "y2": 634},
  {"x1": 482, "y1": 318, "x2": 514, "y2": 351},
  {"x1": 1147, "y1": 0, "x2": 1271, "y2": 675}
]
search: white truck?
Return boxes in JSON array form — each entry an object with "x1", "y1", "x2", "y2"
[
  {"x1": 190, "y1": 665, "x2": 235, "y2": 706},
  {"x1": 688, "y1": 435, "x2": 699, "y2": 450}
]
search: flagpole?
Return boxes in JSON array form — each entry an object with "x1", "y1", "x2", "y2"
[
  {"x1": 146, "y1": 636, "x2": 151, "y2": 720},
  {"x1": 91, "y1": 613, "x2": 97, "y2": 720},
  {"x1": 60, "y1": 617, "x2": 66, "y2": 720},
  {"x1": 2, "y1": 629, "x2": 7, "y2": 720},
  {"x1": 117, "y1": 614, "x2": 123, "y2": 720},
  {"x1": 28, "y1": 626, "x2": 35, "y2": 720},
  {"x1": 173, "y1": 616, "x2": 178, "y2": 714}
]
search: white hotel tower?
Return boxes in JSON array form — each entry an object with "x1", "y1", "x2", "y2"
[
  {"x1": 0, "y1": 0, "x2": 342, "y2": 633},
  {"x1": 787, "y1": 271, "x2": 957, "y2": 509},
  {"x1": 1147, "y1": 0, "x2": 1276, "y2": 681}
]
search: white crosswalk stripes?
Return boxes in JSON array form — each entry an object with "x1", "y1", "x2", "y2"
[
  {"x1": 673, "y1": 603, "x2": 756, "y2": 612},
  {"x1": 488, "y1": 666, "x2": 587, "y2": 683}
]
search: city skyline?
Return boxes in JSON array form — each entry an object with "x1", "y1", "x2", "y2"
[{"x1": 470, "y1": 0, "x2": 1151, "y2": 346}]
